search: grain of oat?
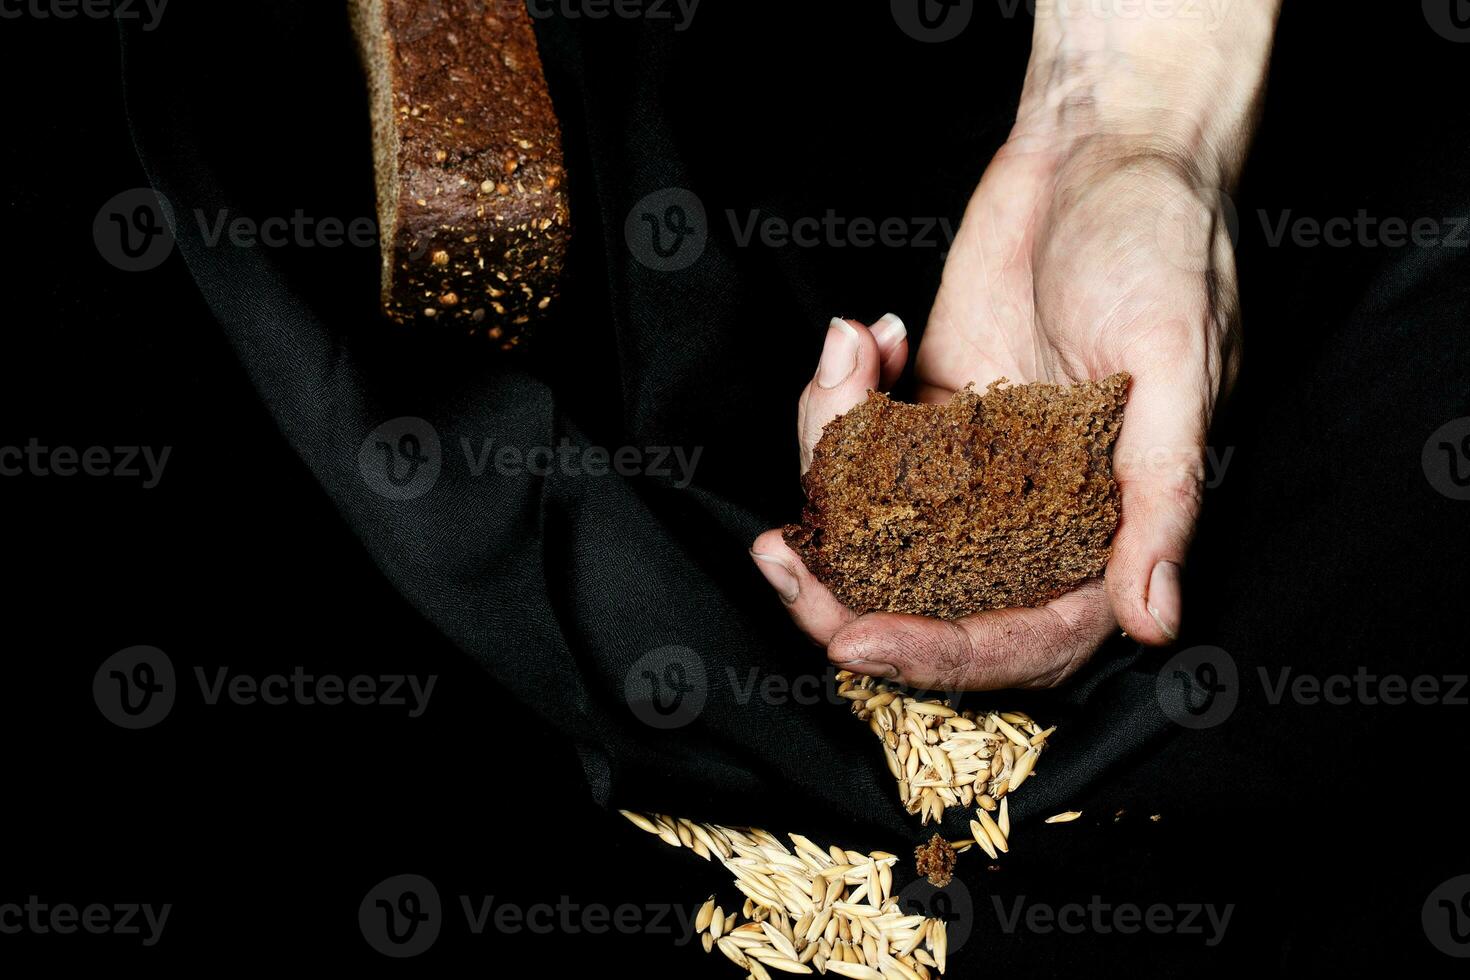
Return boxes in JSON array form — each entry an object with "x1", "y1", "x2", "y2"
[
  {"x1": 833, "y1": 672, "x2": 1053, "y2": 831},
  {"x1": 621, "y1": 812, "x2": 950, "y2": 977},
  {"x1": 617, "y1": 677, "x2": 1056, "y2": 977}
]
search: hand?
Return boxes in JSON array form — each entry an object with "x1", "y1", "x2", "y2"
[{"x1": 751, "y1": 1, "x2": 1280, "y2": 690}]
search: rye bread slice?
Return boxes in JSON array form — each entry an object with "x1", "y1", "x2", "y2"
[
  {"x1": 349, "y1": 0, "x2": 571, "y2": 348},
  {"x1": 783, "y1": 373, "x2": 1130, "y2": 620}
]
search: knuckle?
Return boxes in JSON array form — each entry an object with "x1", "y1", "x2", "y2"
[{"x1": 928, "y1": 622, "x2": 976, "y2": 691}]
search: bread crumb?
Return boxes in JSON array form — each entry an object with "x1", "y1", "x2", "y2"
[
  {"x1": 785, "y1": 374, "x2": 1130, "y2": 619},
  {"x1": 914, "y1": 833, "x2": 957, "y2": 888}
]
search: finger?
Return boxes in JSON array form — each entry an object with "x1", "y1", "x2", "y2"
[
  {"x1": 1106, "y1": 363, "x2": 1212, "y2": 646},
  {"x1": 871, "y1": 313, "x2": 909, "y2": 390},
  {"x1": 798, "y1": 317, "x2": 886, "y2": 474},
  {"x1": 915, "y1": 382, "x2": 955, "y2": 405},
  {"x1": 825, "y1": 580, "x2": 1117, "y2": 691},
  {"x1": 750, "y1": 528, "x2": 859, "y2": 646}
]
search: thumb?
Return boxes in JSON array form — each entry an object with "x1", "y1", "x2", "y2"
[
  {"x1": 798, "y1": 316, "x2": 906, "y2": 473},
  {"x1": 1105, "y1": 370, "x2": 1211, "y2": 646}
]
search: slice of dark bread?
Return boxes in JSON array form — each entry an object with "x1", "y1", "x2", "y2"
[
  {"x1": 349, "y1": 0, "x2": 571, "y2": 348},
  {"x1": 784, "y1": 374, "x2": 1130, "y2": 620}
]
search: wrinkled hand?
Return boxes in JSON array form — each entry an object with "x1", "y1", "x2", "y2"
[{"x1": 750, "y1": 1, "x2": 1279, "y2": 690}]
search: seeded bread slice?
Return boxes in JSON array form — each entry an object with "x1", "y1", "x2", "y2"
[
  {"x1": 784, "y1": 374, "x2": 1130, "y2": 620},
  {"x1": 349, "y1": 0, "x2": 571, "y2": 347}
]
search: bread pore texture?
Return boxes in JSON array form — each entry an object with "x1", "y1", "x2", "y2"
[{"x1": 783, "y1": 373, "x2": 1131, "y2": 620}]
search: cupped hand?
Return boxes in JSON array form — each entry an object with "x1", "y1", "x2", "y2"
[{"x1": 751, "y1": 131, "x2": 1241, "y2": 691}]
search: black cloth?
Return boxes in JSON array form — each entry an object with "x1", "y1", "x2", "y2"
[{"x1": 106, "y1": 1, "x2": 1470, "y2": 973}]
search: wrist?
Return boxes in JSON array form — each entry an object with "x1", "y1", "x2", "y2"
[{"x1": 1009, "y1": 0, "x2": 1281, "y2": 188}]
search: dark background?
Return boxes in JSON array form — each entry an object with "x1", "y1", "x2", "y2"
[{"x1": 3, "y1": 1, "x2": 1469, "y2": 974}]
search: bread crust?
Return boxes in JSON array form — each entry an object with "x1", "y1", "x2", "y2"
[
  {"x1": 351, "y1": 0, "x2": 571, "y2": 347},
  {"x1": 784, "y1": 374, "x2": 1131, "y2": 620}
]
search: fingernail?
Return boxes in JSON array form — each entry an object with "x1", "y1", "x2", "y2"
[
  {"x1": 871, "y1": 313, "x2": 907, "y2": 358},
  {"x1": 817, "y1": 318, "x2": 861, "y2": 389},
  {"x1": 1146, "y1": 560, "x2": 1182, "y2": 641},
  {"x1": 834, "y1": 659, "x2": 898, "y2": 679},
  {"x1": 751, "y1": 551, "x2": 800, "y2": 604}
]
